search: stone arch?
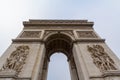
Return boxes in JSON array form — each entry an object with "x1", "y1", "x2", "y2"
[
  {"x1": 43, "y1": 31, "x2": 75, "y2": 42},
  {"x1": 1, "y1": 20, "x2": 120, "y2": 80},
  {"x1": 45, "y1": 33, "x2": 73, "y2": 60},
  {"x1": 40, "y1": 33, "x2": 79, "y2": 80}
]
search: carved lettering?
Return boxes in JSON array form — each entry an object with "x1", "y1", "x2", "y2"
[
  {"x1": 87, "y1": 45, "x2": 116, "y2": 72},
  {"x1": 0, "y1": 45, "x2": 30, "y2": 74}
]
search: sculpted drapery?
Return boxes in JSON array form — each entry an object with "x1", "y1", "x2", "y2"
[
  {"x1": 0, "y1": 45, "x2": 29, "y2": 75},
  {"x1": 87, "y1": 45, "x2": 116, "y2": 72}
]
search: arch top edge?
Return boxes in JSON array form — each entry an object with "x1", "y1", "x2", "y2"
[
  {"x1": 44, "y1": 32, "x2": 74, "y2": 60},
  {"x1": 43, "y1": 31, "x2": 75, "y2": 42},
  {"x1": 47, "y1": 50, "x2": 72, "y2": 61}
]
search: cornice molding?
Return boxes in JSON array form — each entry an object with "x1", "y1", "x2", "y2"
[
  {"x1": 12, "y1": 39, "x2": 44, "y2": 43},
  {"x1": 90, "y1": 70, "x2": 120, "y2": 78},
  {"x1": 12, "y1": 38, "x2": 105, "y2": 43},
  {"x1": 23, "y1": 20, "x2": 94, "y2": 27},
  {"x1": 73, "y1": 39, "x2": 105, "y2": 43}
]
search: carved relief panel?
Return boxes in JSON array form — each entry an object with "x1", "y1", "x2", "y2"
[
  {"x1": 0, "y1": 45, "x2": 30, "y2": 75},
  {"x1": 43, "y1": 30, "x2": 74, "y2": 38},
  {"x1": 87, "y1": 45, "x2": 117, "y2": 72},
  {"x1": 20, "y1": 31, "x2": 41, "y2": 38},
  {"x1": 77, "y1": 31, "x2": 97, "y2": 38}
]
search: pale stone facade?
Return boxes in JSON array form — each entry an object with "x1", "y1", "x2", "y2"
[{"x1": 0, "y1": 20, "x2": 120, "y2": 80}]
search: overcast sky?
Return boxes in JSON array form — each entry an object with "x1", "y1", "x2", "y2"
[{"x1": 0, "y1": 0, "x2": 120, "y2": 80}]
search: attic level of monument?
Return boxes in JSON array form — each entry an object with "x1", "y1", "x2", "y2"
[{"x1": 23, "y1": 19, "x2": 94, "y2": 27}]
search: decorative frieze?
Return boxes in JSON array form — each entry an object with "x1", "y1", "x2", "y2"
[
  {"x1": 77, "y1": 31, "x2": 97, "y2": 38},
  {"x1": 87, "y1": 45, "x2": 117, "y2": 72},
  {"x1": 25, "y1": 20, "x2": 89, "y2": 24},
  {"x1": 20, "y1": 31, "x2": 41, "y2": 38},
  {"x1": 44, "y1": 31, "x2": 57, "y2": 38},
  {"x1": 61, "y1": 30, "x2": 74, "y2": 36},
  {"x1": 43, "y1": 30, "x2": 74, "y2": 38},
  {"x1": 0, "y1": 45, "x2": 30, "y2": 75}
]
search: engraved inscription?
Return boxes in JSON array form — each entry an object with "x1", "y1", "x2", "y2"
[
  {"x1": 20, "y1": 31, "x2": 41, "y2": 38},
  {"x1": 87, "y1": 45, "x2": 116, "y2": 72},
  {"x1": 77, "y1": 31, "x2": 97, "y2": 38},
  {"x1": 0, "y1": 45, "x2": 30, "y2": 75}
]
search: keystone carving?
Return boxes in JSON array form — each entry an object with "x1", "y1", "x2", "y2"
[
  {"x1": 20, "y1": 31, "x2": 41, "y2": 38},
  {"x1": 77, "y1": 31, "x2": 97, "y2": 38},
  {"x1": 87, "y1": 45, "x2": 116, "y2": 72},
  {"x1": 0, "y1": 45, "x2": 30, "y2": 75}
]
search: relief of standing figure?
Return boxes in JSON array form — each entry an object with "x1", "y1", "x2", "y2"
[
  {"x1": 0, "y1": 45, "x2": 29, "y2": 74},
  {"x1": 87, "y1": 45, "x2": 117, "y2": 72}
]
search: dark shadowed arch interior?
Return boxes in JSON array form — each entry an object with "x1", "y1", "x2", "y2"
[{"x1": 45, "y1": 33, "x2": 73, "y2": 60}]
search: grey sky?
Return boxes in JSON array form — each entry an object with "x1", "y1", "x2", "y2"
[
  {"x1": 47, "y1": 53, "x2": 71, "y2": 80},
  {"x1": 0, "y1": 0, "x2": 120, "y2": 80}
]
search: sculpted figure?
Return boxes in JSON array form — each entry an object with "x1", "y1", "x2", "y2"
[
  {"x1": 0, "y1": 45, "x2": 29, "y2": 74},
  {"x1": 87, "y1": 45, "x2": 116, "y2": 72}
]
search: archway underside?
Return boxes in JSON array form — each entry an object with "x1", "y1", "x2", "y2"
[
  {"x1": 45, "y1": 33, "x2": 73, "y2": 60},
  {"x1": 39, "y1": 33, "x2": 79, "y2": 80}
]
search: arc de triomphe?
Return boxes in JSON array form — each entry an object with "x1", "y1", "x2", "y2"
[{"x1": 0, "y1": 20, "x2": 120, "y2": 80}]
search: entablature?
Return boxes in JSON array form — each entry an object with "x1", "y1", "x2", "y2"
[{"x1": 23, "y1": 20, "x2": 94, "y2": 29}]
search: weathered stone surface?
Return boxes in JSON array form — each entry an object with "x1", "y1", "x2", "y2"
[{"x1": 0, "y1": 20, "x2": 120, "y2": 80}]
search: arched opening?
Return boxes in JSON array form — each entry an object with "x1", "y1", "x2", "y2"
[
  {"x1": 40, "y1": 33, "x2": 79, "y2": 80},
  {"x1": 47, "y1": 52, "x2": 71, "y2": 80},
  {"x1": 45, "y1": 33, "x2": 73, "y2": 60}
]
